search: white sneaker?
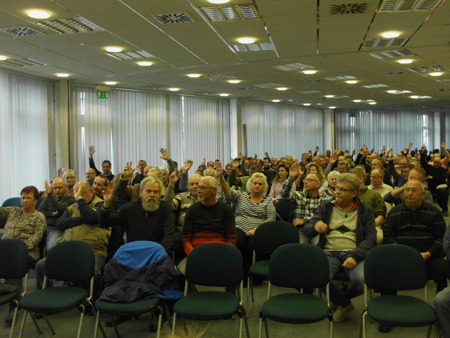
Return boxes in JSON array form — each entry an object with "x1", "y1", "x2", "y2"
[{"x1": 332, "y1": 302, "x2": 354, "y2": 322}]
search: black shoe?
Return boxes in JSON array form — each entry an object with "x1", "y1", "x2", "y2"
[
  {"x1": 378, "y1": 323, "x2": 392, "y2": 332},
  {"x1": 105, "y1": 315, "x2": 132, "y2": 327}
]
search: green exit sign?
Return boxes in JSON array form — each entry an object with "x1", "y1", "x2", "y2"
[
  {"x1": 350, "y1": 113, "x2": 356, "y2": 118},
  {"x1": 96, "y1": 91, "x2": 109, "y2": 99}
]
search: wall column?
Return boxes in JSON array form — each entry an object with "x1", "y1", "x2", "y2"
[
  {"x1": 54, "y1": 80, "x2": 70, "y2": 173},
  {"x1": 230, "y1": 98, "x2": 242, "y2": 158}
]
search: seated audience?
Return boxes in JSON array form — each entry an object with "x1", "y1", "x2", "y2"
[
  {"x1": 38, "y1": 178, "x2": 76, "y2": 251},
  {"x1": 0, "y1": 185, "x2": 46, "y2": 323},
  {"x1": 58, "y1": 167, "x2": 67, "y2": 178},
  {"x1": 268, "y1": 164, "x2": 295, "y2": 201},
  {"x1": 89, "y1": 145, "x2": 115, "y2": 181},
  {"x1": 228, "y1": 160, "x2": 260, "y2": 192},
  {"x1": 86, "y1": 168, "x2": 96, "y2": 187},
  {"x1": 131, "y1": 160, "x2": 147, "y2": 185},
  {"x1": 321, "y1": 171, "x2": 340, "y2": 196},
  {"x1": 368, "y1": 168, "x2": 394, "y2": 214},
  {"x1": 63, "y1": 169, "x2": 76, "y2": 197},
  {"x1": 304, "y1": 173, "x2": 377, "y2": 323}
]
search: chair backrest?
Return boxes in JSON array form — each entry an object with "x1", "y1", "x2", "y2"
[
  {"x1": 2, "y1": 197, "x2": 22, "y2": 207},
  {"x1": 275, "y1": 199, "x2": 296, "y2": 221},
  {"x1": 185, "y1": 243, "x2": 243, "y2": 287},
  {"x1": 0, "y1": 239, "x2": 29, "y2": 279},
  {"x1": 36, "y1": 196, "x2": 45, "y2": 209},
  {"x1": 45, "y1": 241, "x2": 95, "y2": 283},
  {"x1": 364, "y1": 244, "x2": 428, "y2": 291},
  {"x1": 253, "y1": 221, "x2": 299, "y2": 257},
  {"x1": 288, "y1": 210, "x2": 295, "y2": 224},
  {"x1": 269, "y1": 243, "x2": 329, "y2": 289}
]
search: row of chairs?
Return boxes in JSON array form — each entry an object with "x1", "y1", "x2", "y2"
[{"x1": 0, "y1": 239, "x2": 439, "y2": 338}]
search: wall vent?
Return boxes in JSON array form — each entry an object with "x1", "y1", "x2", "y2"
[
  {"x1": 200, "y1": 4, "x2": 258, "y2": 21},
  {"x1": 323, "y1": 75, "x2": 357, "y2": 81},
  {"x1": 368, "y1": 49, "x2": 413, "y2": 60},
  {"x1": 298, "y1": 90, "x2": 322, "y2": 94},
  {"x1": 436, "y1": 78, "x2": 450, "y2": 83},
  {"x1": 0, "y1": 58, "x2": 46, "y2": 67},
  {"x1": 255, "y1": 83, "x2": 285, "y2": 88},
  {"x1": 370, "y1": 93, "x2": 387, "y2": 96},
  {"x1": 303, "y1": 79, "x2": 324, "y2": 83},
  {"x1": 36, "y1": 17, "x2": 104, "y2": 34},
  {"x1": 232, "y1": 43, "x2": 274, "y2": 52},
  {"x1": 141, "y1": 84, "x2": 169, "y2": 89},
  {"x1": 238, "y1": 87, "x2": 254, "y2": 90},
  {"x1": 379, "y1": 0, "x2": 441, "y2": 13},
  {"x1": 410, "y1": 66, "x2": 447, "y2": 73},
  {"x1": 438, "y1": 88, "x2": 450, "y2": 91},
  {"x1": 273, "y1": 63, "x2": 314, "y2": 71},
  {"x1": 363, "y1": 38, "x2": 407, "y2": 48},
  {"x1": 152, "y1": 13, "x2": 195, "y2": 24},
  {"x1": 0, "y1": 27, "x2": 44, "y2": 37},
  {"x1": 384, "y1": 71, "x2": 407, "y2": 75},
  {"x1": 199, "y1": 74, "x2": 236, "y2": 81},
  {"x1": 331, "y1": 3, "x2": 368, "y2": 14}
]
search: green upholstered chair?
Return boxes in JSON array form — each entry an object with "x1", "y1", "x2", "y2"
[
  {"x1": 275, "y1": 199, "x2": 296, "y2": 221},
  {"x1": 172, "y1": 243, "x2": 250, "y2": 338},
  {"x1": 0, "y1": 239, "x2": 30, "y2": 338},
  {"x1": 259, "y1": 243, "x2": 332, "y2": 338},
  {"x1": 247, "y1": 221, "x2": 299, "y2": 307},
  {"x1": 18, "y1": 241, "x2": 97, "y2": 338},
  {"x1": 1, "y1": 197, "x2": 22, "y2": 207},
  {"x1": 361, "y1": 244, "x2": 438, "y2": 338}
]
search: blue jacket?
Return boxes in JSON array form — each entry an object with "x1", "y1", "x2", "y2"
[
  {"x1": 100, "y1": 241, "x2": 183, "y2": 303},
  {"x1": 304, "y1": 198, "x2": 377, "y2": 263}
]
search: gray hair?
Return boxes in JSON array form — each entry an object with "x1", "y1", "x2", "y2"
[
  {"x1": 159, "y1": 166, "x2": 169, "y2": 175},
  {"x1": 188, "y1": 173, "x2": 203, "y2": 184},
  {"x1": 203, "y1": 167, "x2": 217, "y2": 178},
  {"x1": 327, "y1": 171, "x2": 340, "y2": 182},
  {"x1": 140, "y1": 176, "x2": 163, "y2": 193},
  {"x1": 148, "y1": 167, "x2": 163, "y2": 179},
  {"x1": 63, "y1": 169, "x2": 76, "y2": 180},
  {"x1": 371, "y1": 168, "x2": 384, "y2": 178},
  {"x1": 337, "y1": 173, "x2": 360, "y2": 195},
  {"x1": 200, "y1": 176, "x2": 219, "y2": 190},
  {"x1": 246, "y1": 173, "x2": 268, "y2": 197}
]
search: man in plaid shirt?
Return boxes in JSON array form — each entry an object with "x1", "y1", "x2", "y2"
[{"x1": 281, "y1": 162, "x2": 333, "y2": 243}]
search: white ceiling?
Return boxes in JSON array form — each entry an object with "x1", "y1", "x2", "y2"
[{"x1": 0, "y1": 0, "x2": 449, "y2": 111}]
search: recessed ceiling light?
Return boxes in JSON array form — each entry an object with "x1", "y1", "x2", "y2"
[
  {"x1": 303, "y1": 70, "x2": 316, "y2": 75},
  {"x1": 382, "y1": 32, "x2": 400, "y2": 38},
  {"x1": 228, "y1": 80, "x2": 240, "y2": 84},
  {"x1": 346, "y1": 80, "x2": 358, "y2": 84},
  {"x1": 138, "y1": 61, "x2": 152, "y2": 66},
  {"x1": 353, "y1": 100, "x2": 361, "y2": 102},
  {"x1": 329, "y1": 106, "x2": 336, "y2": 109},
  {"x1": 238, "y1": 38, "x2": 255, "y2": 44},
  {"x1": 188, "y1": 74, "x2": 201, "y2": 78},
  {"x1": 430, "y1": 72, "x2": 443, "y2": 77},
  {"x1": 169, "y1": 88, "x2": 180, "y2": 92},
  {"x1": 325, "y1": 95, "x2": 334, "y2": 98},
  {"x1": 303, "y1": 103, "x2": 311, "y2": 106},
  {"x1": 105, "y1": 81, "x2": 117, "y2": 85},
  {"x1": 208, "y1": 0, "x2": 230, "y2": 3},
  {"x1": 220, "y1": 93, "x2": 230, "y2": 97},
  {"x1": 289, "y1": 99, "x2": 293, "y2": 102},
  {"x1": 367, "y1": 100, "x2": 374, "y2": 102},
  {"x1": 410, "y1": 95, "x2": 419, "y2": 99},
  {"x1": 369, "y1": 102, "x2": 377, "y2": 105},
  {"x1": 105, "y1": 47, "x2": 122, "y2": 53},
  {"x1": 272, "y1": 100, "x2": 280, "y2": 102},
  {"x1": 277, "y1": 87, "x2": 287, "y2": 91},
  {"x1": 387, "y1": 90, "x2": 397, "y2": 94},
  {"x1": 0, "y1": 56, "x2": 7, "y2": 60},
  {"x1": 28, "y1": 10, "x2": 50, "y2": 19},
  {"x1": 398, "y1": 59, "x2": 413, "y2": 64},
  {"x1": 56, "y1": 73, "x2": 69, "y2": 78}
]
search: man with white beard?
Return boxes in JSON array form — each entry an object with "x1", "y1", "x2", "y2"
[{"x1": 101, "y1": 176, "x2": 175, "y2": 255}]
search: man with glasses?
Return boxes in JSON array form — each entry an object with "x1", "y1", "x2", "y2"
[
  {"x1": 304, "y1": 173, "x2": 377, "y2": 323},
  {"x1": 368, "y1": 168, "x2": 394, "y2": 214},
  {"x1": 86, "y1": 168, "x2": 96, "y2": 187},
  {"x1": 281, "y1": 162, "x2": 332, "y2": 244},
  {"x1": 382, "y1": 179, "x2": 447, "y2": 332}
]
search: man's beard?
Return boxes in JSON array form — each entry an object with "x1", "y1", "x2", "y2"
[{"x1": 142, "y1": 197, "x2": 160, "y2": 212}]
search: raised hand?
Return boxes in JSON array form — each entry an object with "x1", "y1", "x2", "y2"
[
  {"x1": 44, "y1": 180, "x2": 52, "y2": 195},
  {"x1": 352, "y1": 149, "x2": 356, "y2": 156},
  {"x1": 122, "y1": 162, "x2": 133, "y2": 179},
  {"x1": 408, "y1": 143, "x2": 413, "y2": 148},
  {"x1": 232, "y1": 158, "x2": 240, "y2": 169},
  {"x1": 182, "y1": 160, "x2": 193, "y2": 174},
  {"x1": 441, "y1": 141, "x2": 446, "y2": 149},
  {"x1": 159, "y1": 148, "x2": 170, "y2": 161},
  {"x1": 289, "y1": 162, "x2": 301, "y2": 179},
  {"x1": 89, "y1": 145, "x2": 96, "y2": 158},
  {"x1": 330, "y1": 154, "x2": 337, "y2": 164},
  {"x1": 241, "y1": 154, "x2": 247, "y2": 162},
  {"x1": 315, "y1": 146, "x2": 319, "y2": 152},
  {"x1": 169, "y1": 171, "x2": 180, "y2": 186},
  {"x1": 74, "y1": 183, "x2": 82, "y2": 200},
  {"x1": 238, "y1": 152, "x2": 242, "y2": 159},
  {"x1": 265, "y1": 152, "x2": 269, "y2": 158},
  {"x1": 216, "y1": 161, "x2": 223, "y2": 176},
  {"x1": 102, "y1": 181, "x2": 115, "y2": 205},
  {"x1": 388, "y1": 149, "x2": 394, "y2": 159}
]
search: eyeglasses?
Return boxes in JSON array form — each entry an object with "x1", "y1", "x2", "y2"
[
  {"x1": 86, "y1": 172, "x2": 95, "y2": 175},
  {"x1": 198, "y1": 186, "x2": 212, "y2": 190},
  {"x1": 304, "y1": 178, "x2": 318, "y2": 183},
  {"x1": 335, "y1": 187, "x2": 355, "y2": 193},
  {"x1": 370, "y1": 176, "x2": 381, "y2": 179},
  {"x1": 405, "y1": 188, "x2": 421, "y2": 194}
]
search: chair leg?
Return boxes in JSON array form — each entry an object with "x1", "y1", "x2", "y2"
[
  {"x1": 93, "y1": 309, "x2": 107, "y2": 338},
  {"x1": 361, "y1": 311, "x2": 367, "y2": 338},
  {"x1": 29, "y1": 312, "x2": 42, "y2": 334},
  {"x1": 76, "y1": 308, "x2": 85, "y2": 338},
  {"x1": 258, "y1": 317, "x2": 263, "y2": 338},
  {"x1": 162, "y1": 303, "x2": 172, "y2": 330},
  {"x1": 172, "y1": 313, "x2": 177, "y2": 335},
  {"x1": 156, "y1": 311, "x2": 162, "y2": 338},
  {"x1": 264, "y1": 317, "x2": 269, "y2": 338},
  {"x1": 242, "y1": 309, "x2": 250, "y2": 338},
  {"x1": 250, "y1": 275, "x2": 255, "y2": 302},
  {"x1": 9, "y1": 302, "x2": 19, "y2": 338},
  {"x1": 329, "y1": 318, "x2": 333, "y2": 338},
  {"x1": 426, "y1": 324, "x2": 432, "y2": 338},
  {"x1": 109, "y1": 314, "x2": 121, "y2": 338},
  {"x1": 42, "y1": 313, "x2": 56, "y2": 334}
]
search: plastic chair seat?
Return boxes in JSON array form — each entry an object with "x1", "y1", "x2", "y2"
[
  {"x1": 95, "y1": 298, "x2": 159, "y2": 316},
  {"x1": 367, "y1": 295, "x2": 437, "y2": 327},
  {"x1": 262, "y1": 293, "x2": 329, "y2": 324},
  {"x1": 20, "y1": 286, "x2": 88, "y2": 314},
  {"x1": 249, "y1": 260, "x2": 269, "y2": 277},
  {"x1": 0, "y1": 288, "x2": 22, "y2": 305},
  {"x1": 174, "y1": 291, "x2": 239, "y2": 320}
]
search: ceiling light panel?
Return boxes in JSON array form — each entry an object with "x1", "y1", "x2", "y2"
[
  {"x1": 379, "y1": 0, "x2": 441, "y2": 13},
  {"x1": 199, "y1": 74, "x2": 236, "y2": 81},
  {"x1": 363, "y1": 38, "x2": 407, "y2": 48},
  {"x1": 36, "y1": 17, "x2": 104, "y2": 34},
  {"x1": 199, "y1": 4, "x2": 258, "y2": 21},
  {"x1": 367, "y1": 49, "x2": 413, "y2": 60},
  {"x1": 231, "y1": 43, "x2": 274, "y2": 52},
  {"x1": 361, "y1": 84, "x2": 388, "y2": 88},
  {"x1": 273, "y1": 63, "x2": 314, "y2": 71},
  {"x1": 152, "y1": 13, "x2": 195, "y2": 24},
  {"x1": 0, "y1": 27, "x2": 44, "y2": 37},
  {"x1": 410, "y1": 66, "x2": 447, "y2": 73},
  {"x1": 435, "y1": 78, "x2": 450, "y2": 83},
  {"x1": 255, "y1": 83, "x2": 285, "y2": 88},
  {"x1": 323, "y1": 75, "x2": 357, "y2": 81},
  {"x1": 106, "y1": 50, "x2": 154, "y2": 61},
  {"x1": 0, "y1": 58, "x2": 46, "y2": 67},
  {"x1": 298, "y1": 90, "x2": 322, "y2": 94},
  {"x1": 384, "y1": 71, "x2": 407, "y2": 75}
]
